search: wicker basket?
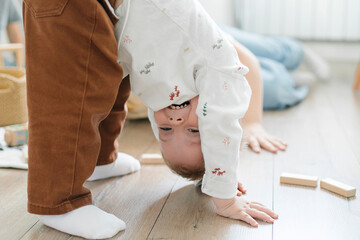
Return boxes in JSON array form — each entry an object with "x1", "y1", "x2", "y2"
[{"x1": 0, "y1": 68, "x2": 27, "y2": 127}]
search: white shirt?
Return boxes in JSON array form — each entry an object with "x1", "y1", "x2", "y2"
[{"x1": 115, "y1": 0, "x2": 251, "y2": 199}]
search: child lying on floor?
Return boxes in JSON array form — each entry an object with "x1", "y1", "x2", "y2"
[{"x1": 115, "y1": 0, "x2": 282, "y2": 226}]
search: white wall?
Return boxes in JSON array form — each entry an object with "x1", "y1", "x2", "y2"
[
  {"x1": 198, "y1": 0, "x2": 235, "y2": 26},
  {"x1": 236, "y1": 0, "x2": 360, "y2": 41}
]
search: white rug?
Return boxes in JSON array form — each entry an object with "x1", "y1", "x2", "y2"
[{"x1": 0, "y1": 127, "x2": 28, "y2": 170}]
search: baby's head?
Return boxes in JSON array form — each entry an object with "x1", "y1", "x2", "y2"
[{"x1": 153, "y1": 96, "x2": 205, "y2": 180}]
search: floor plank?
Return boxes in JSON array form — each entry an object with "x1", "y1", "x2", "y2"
[
  {"x1": 148, "y1": 149, "x2": 275, "y2": 240},
  {"x1": 2, "y1": 61, "x2": 360, "y2": 240},
  {"x1": 0, "y1": 169, "x2": 38, "y2": 240},
  {"x1": 270, "y1": 80, "x2": 360, "y2": 240}
]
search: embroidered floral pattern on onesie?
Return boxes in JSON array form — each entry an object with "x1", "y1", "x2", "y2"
[
  {"x1": 212, "y1": 168, "x2": 226, "y2": 176},
  {"x1": 123, "y1": 35, "x2": 132, "y2": 44},
  {"x1": 169, "y1": 85, "x2": 180, "y2": 101},
  {"x1": 202, "y1": 102, "x2": 208, "y2": 116},
  {"x1": 223, "y1": 81, "x2": 228, "y2": 91},
  {"x1": 222, "y1": 137, "x2": 231, "y2": 146},
  {"x1": 237, "y1": 66, "x2": 245, "y2": 71},
  {"x1": 193, "y1": 69, "x2": 198, "y2": 80},
  {"x1": 140, "y1": 62, "x2": 154, "y2": 75},
  {"x1": 212, "y1": 39, "x2": 223, "y2": 50},
  {"x1": 212, "y1": 168, "x2": 220, "y2": 174}
]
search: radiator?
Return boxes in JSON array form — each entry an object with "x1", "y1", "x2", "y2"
[{"x1": 234, "y1": 0, "x2": 360, "y2": 41}]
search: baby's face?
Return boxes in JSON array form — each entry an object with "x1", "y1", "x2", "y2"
[{"x1": 154, "y1": 96, "x2": 203, "y2": 169}]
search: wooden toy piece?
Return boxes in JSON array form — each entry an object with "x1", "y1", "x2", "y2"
[
  {"x1": 320, "y1": 178, "x2": 356, "y2": 197},
  {"x1": 4, "y1": 124, "x2": 28, "y2": 146},
  {"x1": 140, "y1": 153, "x2": 164, "y2": 164},
  {"x1": 280, "y1": 172, "x2": 318, "y2": 187}
]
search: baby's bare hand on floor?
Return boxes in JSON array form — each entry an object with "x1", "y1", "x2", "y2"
[
  {"x1": 243, "y1": 123, "x2": 287, "y2": 154},
  {"x1": 212, "y1": 197, "x2": 278, "y2": 227}
]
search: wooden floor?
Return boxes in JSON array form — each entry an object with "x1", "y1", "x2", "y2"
[{"x1": 1, "y1": 62, "x2": 360, "y2": 240}]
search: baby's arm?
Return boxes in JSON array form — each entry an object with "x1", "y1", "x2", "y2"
[
  {"x1": 211, "y1": 39, "x2": 281, "y2": 225},
  {"x1": 228, "y1": 37, "x2": 287, "y2": 154},
  {"x1": 181, "y1": 0, "x2": 278, "y2": 225}
]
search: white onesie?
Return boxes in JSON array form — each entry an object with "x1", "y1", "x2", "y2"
[{"x1": 115, "y1": 0, "x2": 251, "y2": 199}]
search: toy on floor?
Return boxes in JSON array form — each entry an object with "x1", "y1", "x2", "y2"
[
  {"x1": 320, "y1": 178, "x2": 356, "y2": 197},
  {"x1": 4, "y1": 123, "x2": 28, "y2": 146},
  {"x1": 0, "y1": 127, "x2": 28, "y2": 168},
  {"x1": 280, "y1": 172, "x2": 356, "y2": 198},
  {"x1": 280, "y1": 172, "x2": 318, "y2": 187},
  {"x1": 140, "y1": 153, "x2": 164, "y2": 164}
]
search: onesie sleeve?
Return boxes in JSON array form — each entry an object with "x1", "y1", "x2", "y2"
[
  {"x1": 180, "y1": 0, "x2": 252, "y2": 199},
  {"x1": 196, "y1": 62, "x2": 251, "y2": 199}
]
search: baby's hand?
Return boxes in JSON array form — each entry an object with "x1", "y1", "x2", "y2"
[
  {"x1": 212, "y1": 197, "x2": 278, "y2": 227},
  {"x1": 243, "y1": 122, "x2": 287, "y2": 154}
]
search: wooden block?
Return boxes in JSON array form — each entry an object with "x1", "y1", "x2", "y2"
[
  {"x1": 320, "y1": 178, "x2": 356, "y2": 197},
  {"x1": 140, "y1": 153, "x2": 164, "y2": 165},
  {"x1": 4, "y1": 124, "x2": 28, "y2": 146},
  {"x1": 280, "y1": 172, "x2": 318, "y2": 187}
]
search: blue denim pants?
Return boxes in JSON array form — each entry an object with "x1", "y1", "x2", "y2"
[{"x1": 221, "y1": 25, "x2": 308, "y2": 110}]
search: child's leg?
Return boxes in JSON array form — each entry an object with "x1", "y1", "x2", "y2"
[
  {"x1": 24, "y1": 0, "x2": 127, "y2": 238},
  {"x1": 228, "y1": 37, "x2": 307, "y2": 110},
  {"x1": 259, "y1": 57, "x2": 308, "y2": 110},
  {"x1": 221, "y1": 25, "x2": 330, "y2": 80},
  {"x1": 220, "y1": 24, "x2": 304, "y2": 71},
  {"x1": 88, "y1": 76, "x2": 140, "y2": 182},
  {"x1": 96, "y1": 77, "x2": 131, "y2": 167}
]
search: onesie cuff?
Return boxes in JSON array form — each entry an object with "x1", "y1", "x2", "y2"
[{"x1": 201, "y1": 174, "x2": 237, "y2": 199}]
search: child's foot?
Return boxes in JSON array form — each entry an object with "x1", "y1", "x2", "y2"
[
  {"x1": 303, "y1": 46, "x2": 330, "y2": 81},
  {"x1": 38, "y1": 205, "x2": 125, "y2": 239},
  {"x1": 88, "y1": 152, "x2": 141, "y2": 181}
]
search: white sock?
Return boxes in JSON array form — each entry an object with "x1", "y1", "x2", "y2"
[
  {"x1": 87, "y1": 152, "x2": 141, "y2": 181},
  {"x1": 292, "y1": 70, "x2": 317, "y2": 86},
  {"x1": 303, "y1": 46, "x2": 331, "y2": 81},
  {"x1": 38, "y1": 205, "x2": 126, "y2": 239}
]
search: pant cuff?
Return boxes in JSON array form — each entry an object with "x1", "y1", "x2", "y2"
[{"x1": 28, "y1": 194, "x2": 92, "y2": 215}]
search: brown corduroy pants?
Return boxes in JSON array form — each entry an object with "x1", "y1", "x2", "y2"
[{"x1": 23, "y1": 0, "x2": 130, "y2": 215}]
